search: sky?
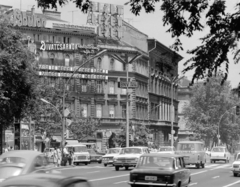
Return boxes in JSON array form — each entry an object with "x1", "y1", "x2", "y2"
[{"x1": 1, "y1": 0, "x2": 240, "y2": 88}]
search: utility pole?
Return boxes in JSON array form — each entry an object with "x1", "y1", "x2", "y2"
[
  {"x1": 68, "y1": 11, "x2": 78, "y2": 24},
  {"x1": 111, "y1": 52, "x2": 142, "y2": 147}
]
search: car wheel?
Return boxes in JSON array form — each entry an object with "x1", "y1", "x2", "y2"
[
  {"x1": 104, "y1": 164, "x2": 107, "y2": 167},
  {"x1": 201, "y1": 163, "x2": 205, "y2": 168},
  {"x1": 125, "y1": 166, "x2": 129, "y2": 170},
  {"x1": 98, "y1": 161, "x2": 102, "y2": 164},
  {"x1": 234, "y1": 173, "x2": 238, "y2": 177},
  {"x1": 210, "y1": 159, "x2": 213, "y2": 163},
  {"x1": 115, "y1": 166, "x2": 119, "y2": 171},
  {"x1": 196, "y1": 163, "x2": 200, "y2": 169},
  {"x1": 85, "y1": 162, "x2": 88, "y2": 165}
]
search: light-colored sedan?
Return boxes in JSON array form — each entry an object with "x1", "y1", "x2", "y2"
[
  {"x1": 158, "y1": 146, "x2": 175, "y2": 154},
  {"x1": 210, "y1": 146, "x2": 231, "y2": 163},
  {"x1": 102, "y1": 148, "x2": 122, "y2": 167},
  {"x1": 0, "y1": 150, "x2": 56, "y2": 182}
]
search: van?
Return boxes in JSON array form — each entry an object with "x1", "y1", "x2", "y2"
[
  {"x1": 65, "y1": 144, "x2": 90, "y2": 165},
  {"x1": 176, "y1": 141, "x2": 206, "y2": 169}
]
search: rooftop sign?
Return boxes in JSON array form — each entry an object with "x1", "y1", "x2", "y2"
[
  {"x1": 87, "y1": 2, "x2": 124, "y2": 40},
  {"x1": 12, "y1": 9, "x2": 46, "y2": 28}
]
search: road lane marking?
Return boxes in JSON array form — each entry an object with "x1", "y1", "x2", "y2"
[
  {"x1": 210, "y1": 164, "x2": 231, "y2": 170},
  {"x1": 222, "y1": 180, "x2": 240, "y2": 187},
  {"x1": 89, "y1": 174, "x2": 129, "y2": 182},
  {"x1": 189, "y1": 183, "x2": 198, "y2": 186},
  {"x1": 191, "y1": 170, "x2": 207, "y2": 176},
  {"x1": 212, "y1": 176, "x2": 219, "y2": 179},
  {"x1": 205, "y1": 164, "x2": 220, "y2": 168},
  {"x1": 114, "y1": 181, "x2": 127, "y2": 184},
  {"x1": 86, "y1": 171, "x2": 100, "y2": 174},
  {"x1": 56, "y1": 166, "x2": 109, "y2": 171}
]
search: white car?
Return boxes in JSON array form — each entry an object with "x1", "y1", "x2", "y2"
[
  {"x1": 232, "y1": 153, "x2": 240, "y2": 177},
  {"x1": 210, "y1": 146, "x2": 231, "y2": 163},
  {"x1": 113, "y1": 146, "x2": 149, "y2": 171},
  {"x1": 102, "y1": 148, "x2": 122, "y2": 167},
  {"x1": 158, "y1": 146, "x2": 175, "y2": 154}
]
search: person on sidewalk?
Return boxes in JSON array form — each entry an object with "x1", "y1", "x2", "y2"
[
  {"x1": 53, "y1": 147, "x2": 59, "y2": 167},
  {"x1": 68, "y1": 150, "x2": 73, "y2": 166},
  {"x1": 62, "y1": 144, "x2": 69, "y2": 166},
  {"x1": 57, "y1": 147, "x2": 61, "y2": 167}
]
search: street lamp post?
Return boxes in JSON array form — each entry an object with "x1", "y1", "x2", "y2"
[
  {"x1": 217, "y1": 106, "x2": 236, "y2": 146},
  {"x1": 62, "y1": 49, "x2": 107, "y2": 148}
]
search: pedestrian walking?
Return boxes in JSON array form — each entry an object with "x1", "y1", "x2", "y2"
[
  {"x1": 57, "y1": 147, "x2": 61, "y2": 167},
  {"x1": 53, "y1": 148, "x2": 58, "y2": 167},
  {"x1": 68, "y1": 150, "x2": 74, "y2": 166}
]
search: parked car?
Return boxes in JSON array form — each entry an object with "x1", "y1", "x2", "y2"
[
  {"x1": 0, "y1": 173, "x2": 91, "y2": 187},
  {"x1": 0, "y1": 150, "x2": 55, "y2": 182},
  {"x1": 158, "y1": 146, "x2": 175, "y2": 154},
  {"x1": 210, "y1": 146, "x2": 231, "y2": 163},
  {"x1": 87, "y1": 149, "x2": 103, "y2": 164},
  {"x1": 102, "y1": 148, "x2": 122, "y2": 167},
  {"x1": 128, "y1": 153, "x2": 191, "y2": 187},
  {"x1": 113, "y1": 146, "x2": 149, "y2": 171},
  {"x1": 176, "y1": 141, "x2": 206, "y2": 169},
  {"x1": 232, "y1": 152, "x2": 240, "y2": 177}
]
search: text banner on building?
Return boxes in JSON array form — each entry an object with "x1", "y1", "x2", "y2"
[{"x1": 118, "y1": 81, "x2": 138, "y2": 88}]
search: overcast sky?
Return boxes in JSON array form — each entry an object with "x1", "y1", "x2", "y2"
[{"x1": 2, "y1": 0, "x2": 240, "y2": 87}]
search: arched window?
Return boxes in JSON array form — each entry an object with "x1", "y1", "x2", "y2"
[
  {"x1": 97, "y1": 57, "x2": 102, "y2": 69},
  {"x1": 65, "y1": 55, "x2": 70, "y2": 66},
  {"x1": 50, "y1": 53, "x2": 55, "y2": 65},
  {"x1": 110, "y1": 58, "x2": 114, "y2": 70}
]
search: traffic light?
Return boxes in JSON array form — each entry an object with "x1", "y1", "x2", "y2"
[{"x1": 236, "y1": 106, "x2": 240, "y2": 115}]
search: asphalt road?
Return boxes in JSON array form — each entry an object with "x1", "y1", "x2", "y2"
[{"x1": 54, "y1": 159, "x2": 240, "y2": 187}]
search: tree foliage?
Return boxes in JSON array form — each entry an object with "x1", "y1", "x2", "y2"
[
  {"x1": 113, "y1": 123, "x2": 152, "y2": 147},
  {"x1": 36, "y1": 0, "x2": 240, "y2": 83},
  {"x1": 183, "y1": 76, "x2": 240, "y2": 147},
  {"x1": 0, "y1": 15, "x2": 37, "y2": 129},
  {"x1": 68, "y1": 117, "x2": 100, "y2": 140}
]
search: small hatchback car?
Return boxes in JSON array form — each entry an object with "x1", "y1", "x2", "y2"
[
  {"x1": 128, "y1": 153, "x2": 191, "y2": 187},
  {"x1": 232, "y1": 152, "x2": 240, "y2": 177}
]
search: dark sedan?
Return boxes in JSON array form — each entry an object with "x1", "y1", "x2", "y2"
[
  {"x1": 0, "y1": 173, "x2": 91, "y2": 187},
  {"x1": 128, "y1": 153, "x2": 191, "y2": 187},
  {"x1": 0, "y1": 150, "x2": 55, "y2": 182},
  {"x1": 87, "y1": 149, "x2": 104, "y2": 164}
]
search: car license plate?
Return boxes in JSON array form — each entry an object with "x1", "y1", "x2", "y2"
[{"x1": 145, "y1": 176, "x2": 157, "y2": 181}]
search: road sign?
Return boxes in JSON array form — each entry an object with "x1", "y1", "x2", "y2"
[
  {"x1": 217, "y1": 134, "x2": 220, "y2": 138},
  {"x1": 118, "y1": 81, "x2": 138, "y2": 88}
]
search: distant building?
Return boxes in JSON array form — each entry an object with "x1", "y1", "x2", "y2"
[
  {"x1": 1, "y1": 4, "x2": 183, "y2": 151},
  {"x1": 177, "y1": 77, "x2": 194, "y2": 141}
]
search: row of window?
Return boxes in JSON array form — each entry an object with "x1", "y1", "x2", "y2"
[
  {"x1": 32, "y1": 34, "x2": 83, "y2": 45},
  {"x1": 136, "y1": 82, "x2": 148, "y2": 98},
  {"x1": 135, "y1": 59, "x2": 148, "y2": 76},
  {"x1": 150, "y1": 78, "x2": 177, "y2": 99},
  {"x1": 81, "y1": 104, "x2": 126, "y2": 118}
]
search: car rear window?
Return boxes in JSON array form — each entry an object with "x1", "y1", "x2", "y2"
[
  {"x1": 0, "y1": 167, "x2": 22, "y2": 178},
  {"x1": 137, "y1": 156, "x2": 173, "y2": 169},
  {"x1": 177, "y1": 143, "x2": 195, "y2": 151},
  {"x1": 121, "y1": 148, "x2": 141, "y2": 154},
  {"x1": 212, "y1": 148, "x2": 225, "y2": 152}
]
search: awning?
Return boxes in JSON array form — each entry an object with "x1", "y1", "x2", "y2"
[{"x1": 52, "y1": 136, "x2": 62, "y2": 142}]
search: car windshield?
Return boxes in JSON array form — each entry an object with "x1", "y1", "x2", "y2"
[
  {"x1": 177, "y1": 143, "x2": 195, "y2": 151},
  {"x1": 0, "y1": 167, "x2": 23, "y2": 179},
  {"x1": 121, "y1": 148, "x2": 142, "y2": 154},
  {"x1": 160, "y1": 148, "x2": 173, "y2": 151},
  {"x1": 107, "y1": 149, "x2": 120, "y2": 154},
  {"x1": 0, "y1": 157, "x2": 26, "y2": 166},
  {"x1": 67, "y1": 146, "x2": 88, "y2": 152},
  {"x1": 236, "y1": 154, "x2": 240, "y2": 160},
  {"x1": 212, "y1": 148, "x2": 225, "y2": 152},
  {"x1": 137, "y1": 156, "x2": 173, "y2": 169}
]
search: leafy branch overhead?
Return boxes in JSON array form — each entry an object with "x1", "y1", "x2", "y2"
[{"x1": 37, "y1": 0, "x2": 240, "y2": 83}]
